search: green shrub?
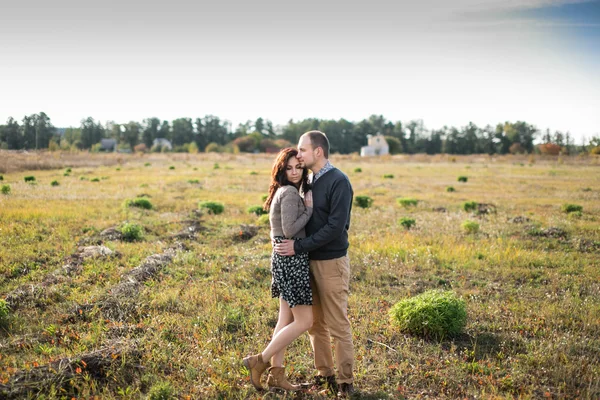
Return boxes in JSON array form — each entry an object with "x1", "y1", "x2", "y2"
[
  {"x1": 261, "y1": 194, "x2": 268, "y2": 202},
  {"x1": 249, "y1": 171, "x2": 258, "y2": 175},
  {"x1": 24, "y1": 176, "x2": 36, "y2": 182},
  {"x1": 213, "y1": 163, "x2": 220, "y2": 169},
  {"x1": 463, "y1": 201, "x2": 478, "y2": 212},
  {"x1": 0, "y1": 175, "x2": 3, "y2": 181},
  {"x1": 116, "y1": 167, "x2": 121, "y2": 171},
  {"x1": 354, "y1": 167, "x2": 362, "y2": 173},
  {"x1": 120, "y1": 222, "x2": 144, "y2": 242},
  {"x1": 462, "y1": 220, "x2": 480, "y2": 234},
  {"x1": 188, "y1": 179, "x2": 200, "y2": 184},
  {"x1": 1, "y1": 185, "x2": 10, "y2": 195},
  {"x1": 199, "y1": 201, "x2": 224, "y2": 215},
  {"x1": 389, "y1": 290, "x2": 467, "y2": 340},
  {"x1": 568, "y1": 210, "x2": 583, "y2": 219},
  {"x1": 397, "y1": 197, "x2": 418, "y2": 207},
  {"x1": 399, "y1": 217, "x2": 416, "y2": 229},
  {"x1": 169, "y1": 165, "x2": 175, "y2": 170},
  {"x1": 148, "y1": 380, "x2": 177, "y2": 400},
  {"x1": 0, "y1": 299, "x2": 10, "y2": 329},
  {"x1": 90, "y1": 177, "x2": 100, "y2": 182},
  {"x1": 247, "y1": 205, "x2": 267, "y2": 216},
  {"x1": 65, "y1": 168, "x2": 72, "y2": 173},
  {"x1": 383, "y1": 174, "x2": 394, "y2": 179},
  {"x1": 63, "y1": 173, "x2": 70, "y2": 177},
  {"x1": 458, "y1": 176, "x2": 468, "y2": 183},
  {"x1": 51, "y1": 180, "x2": 59, "y2": 186},
  {"x1": 354, "y1": 195, "x2": 373, "y2": 209},
  {"x1": 125, "y1": 198, "x2": 154, "y2": 210},
  {"x1": 258, "y1": 214, "x2": 270, "y2": 225},
  {"x1": 561, "y1": 203, "x2": 583, "y2": 213},
  {"x1": 446, "y1": 186, "x2": 455, "y2": 192},
  {"x1": 80, "y1": 176, "x2": 88, "y2": 181},
  {"x1": 144, "y1": 162, "x2": 151, "y2": 167}
]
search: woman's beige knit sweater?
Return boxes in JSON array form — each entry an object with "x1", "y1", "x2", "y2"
[{"x1": 269, "y1": 185, "x2": 313, "y2": 239}]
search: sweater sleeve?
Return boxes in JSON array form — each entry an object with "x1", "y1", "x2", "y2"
[
  {"x1": 280, "y1": 188, "x2": 313, "y2": 238},
  {"x1": 294, "y1": 176, "x2": 352, "y2": 254}
]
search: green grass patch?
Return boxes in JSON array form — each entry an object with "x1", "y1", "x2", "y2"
[
  {"x1": 462, "y1": 220, "x2": 480, "y2": 234},
  {"x1": 199, "y1": 201, "x2": 224, "y2": 215},
  {"x1": 354, "y1": 195, "x2": 374, "y2": 209},
  {"x1": 397, "y1": 197, "x2": 418, "y2": 207},
  {"x1": 1, "y1": 184, "x2": 10, "y2": 195},
  {"x1": 125, "y1": 197, "x2": 154, "y2": 210},
  {"x1": 389, "y1": 290, "x2": 467, "y2": 340},
  {"x1": 247, "y1": 205, "x2": 267, "y2": 216},
  {"x1": 561, "y1": 203, "x2": 583, "y2": 213}
]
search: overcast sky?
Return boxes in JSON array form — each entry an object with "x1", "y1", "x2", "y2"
[{"x1": 1, "y1": 0, "x2": 599, "y2": 142}]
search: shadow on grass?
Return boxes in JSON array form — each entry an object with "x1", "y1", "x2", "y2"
[{"x1": 443, "y1": 331, "x2": 527, "y2": 360}]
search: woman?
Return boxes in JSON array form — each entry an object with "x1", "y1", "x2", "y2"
[{"x1": 243, "y1": 148, "x2": 313, "y2": 392}]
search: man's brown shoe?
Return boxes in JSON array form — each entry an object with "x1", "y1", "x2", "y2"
[{"x1": 243, "y1": 353, "x2": 271, "y2": 391}]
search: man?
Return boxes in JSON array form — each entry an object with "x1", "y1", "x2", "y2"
[{"x1": 274, "y1": 130, "x2": 355, "y2": 396}]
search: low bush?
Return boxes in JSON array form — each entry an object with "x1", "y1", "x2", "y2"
[
  {"x1": 169, "y1": 166, "x2": 175, "y2": 170},
  {"x1": 91, "y1": 178, "x2": 100, "y2": 182},
  {"x1": 125, "y1": 198, "x2": 154, "y2": 210},
  {"x1": 399, "y1": 217, "x2": 416, "y2": 229},
  {"x1": 561, "y1": 203, "x2": 583, "y2": 213},
  {"x1": 463, "y1": 201, "x2": 478, "y2": 212},
  {"x1": 144, "y1": 162, "x2": 151, "y2": 167},
  {"x1": 462, "y1": 220, "x2": 480, "y2": 234},
  {"x1": 213, "y1": 163, "x2": 220, "y2": 169},
  {"x1": 446, "y1": 186, "x2": 455, "y2": 192},
  {"x1": 0, "y1": 299, "x2": 10, "y2": 330},
  {"x1": 397, "y1": 197, "x2": 418, "y2": 207},
  {"x1": 389, "y1": 290, "x2": 467, "y2": 340},
  {"x1": 120, "y1": 222, "x2": 144, "y2": 242},
  {"x1": 65, "y1": 168, "x2": 72, "y2": 173},
  {"x1": 249, "y1": 171, "x2": 258, "y2": 175},
  {"x1": 51, "y1": 180, "x2": 60, "y2": 186},
  {"x1": 383, "y1": 174, "x2": 394, "y2": 179},
  {"x1": 188, "y1": 179, "x2": 200, "y2": 184},
  {"x1": 1, "y1": 184, "x2": 10, "y2": 195},
  {"x1": 458, "y1": 176, "x2": 468, "y2": 183},
  {"x1": 24, "y1": 176, "x2": 36, "y2": 182},
  {"x1": 0, "y1": 175, "x2": 3, "y2": 181},
  {"x1": 354, "y1": 195, "x2": 373, "y2": 209},
  {"x1": 261, "y1": 194, "x2": 268, "y2": 202},
  {"x1": 247, "y1": 205, "x2": 267, "y2": 216},
  {"x1": 148, "y1": 380, "x2": 177, "y2": 400},
  {"x1": 199, "y1": 201, "x2": 224, "y2": 215},
  {"x1": 63, "y1": 173, "x2": 70, "y2": 177},
  {"x1": 354, "y1": 167, "x2": 362, "y2": 173},
  {"x1": 257, "y1": 214, "x2": 270, "y2": 225}
]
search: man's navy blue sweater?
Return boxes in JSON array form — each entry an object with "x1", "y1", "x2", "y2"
[{"x1": 294, "y1": 167, "x2": 353, "y2": 260}]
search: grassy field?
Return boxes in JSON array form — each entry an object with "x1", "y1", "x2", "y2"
[{"x1": 0, "y1": 152, "x2": 599, "y2": 399}]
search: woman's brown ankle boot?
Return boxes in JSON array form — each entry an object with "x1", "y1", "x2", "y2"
[
  {"x1": 266, "y1": 366, "x2": 301, "y2": 391},
  {"x1": 243, "y1": 353, "x2": 271, "y2": 391}
]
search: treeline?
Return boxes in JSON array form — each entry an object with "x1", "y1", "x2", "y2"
[{"x1": 1, "y1": 113, "x2": 599, "y2": 155}]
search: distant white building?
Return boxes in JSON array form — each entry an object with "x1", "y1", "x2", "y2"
[
  {"x1": 360, "y1": 133, "x2": 389, "y2": 156},
  {"x1": 152, "y1": 138, "x2": 173, "y2": 150}
]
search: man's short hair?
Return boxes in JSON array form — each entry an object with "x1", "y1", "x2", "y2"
[{"x1": 304, "y1": 130, "x2": 330, "y2": 158}]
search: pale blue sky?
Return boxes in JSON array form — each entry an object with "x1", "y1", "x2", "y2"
[{"x1": 1, "y1": 0, "x2": 598, "y2": 142}]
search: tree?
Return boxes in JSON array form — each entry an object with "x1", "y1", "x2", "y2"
[
  {"x1": 34, "y1": 112, "x2": 56, "y2": 149},
  {"x1": 142, "y1": 118, "x2": 160, "y2": 148},
  {"x1": 1, "y1": 117, "x2": 21, "y2": 149},
  {"x1": 21, "y1": 115, "x2": 36, "y2": 149},
  {"x1": 80, "y1": 117, "x2": 105, "y2": 149},
  {"x1": 158, "y1": 121, "x2": 170, "y2": 141},
  {"x1": 123, "y1": 121, "x2": 141, "y2": 149},
  {"x1": 385, "y1": 136, "x2": 402, "y2": 154}
]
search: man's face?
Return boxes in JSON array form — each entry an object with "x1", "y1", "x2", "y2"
[{"x1": 297, "y1": 135, "x2": 316, "y2": 170}]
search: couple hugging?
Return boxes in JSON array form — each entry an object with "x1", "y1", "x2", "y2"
[{"x1": 243, "y1": 130, "x2": 356, "y2": 397}]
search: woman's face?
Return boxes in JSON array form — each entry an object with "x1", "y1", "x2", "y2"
[{"x1": 285, "y1": 156, "x2": 303, "y2": 186}]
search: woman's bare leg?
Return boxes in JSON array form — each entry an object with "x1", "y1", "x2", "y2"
[{"x1": 261, "y1": 303, "x2": 313, "y2": 362}]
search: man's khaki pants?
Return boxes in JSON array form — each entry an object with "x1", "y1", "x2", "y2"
[{"x1": 308, "y1": 255, "x2": 354, "y2": 384}]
